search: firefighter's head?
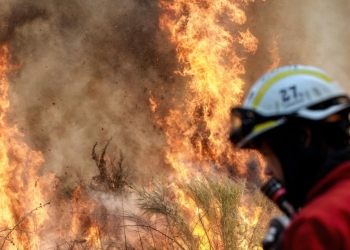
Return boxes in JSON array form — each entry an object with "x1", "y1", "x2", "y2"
[{"x1": 229, "y1": 65, "x2": 350, "y2": 208}]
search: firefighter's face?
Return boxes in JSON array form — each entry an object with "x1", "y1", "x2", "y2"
[{"x1": 258, "y1": 140, "x2": 285, "y2": 184}]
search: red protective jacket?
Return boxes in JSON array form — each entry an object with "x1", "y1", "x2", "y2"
[{"x1": 283, "y1": 160, "x2": 350, "y2": 249}]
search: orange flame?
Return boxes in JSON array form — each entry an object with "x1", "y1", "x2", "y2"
[
  {"x1": 159, "y1": 0, "x2": 260, "y2": 178},
  {"x1": 0, "y1": 45, "x2": 53, "y2": 249},
  {"x1": 239, "y1": 29, "x2": 259, "y2": 54},
  {"x1": 70, "y1": 187, "x2": 97, "y2": 240},
  {"x1": 158, "y1": 1, "x2": 274, "y2": 249},
  {"x1": 268, "y1": 39, "x2": 280, "y2": 71},
  {"x1": 149, "y1": 92, "x2": 158, "y2": 113},
  {"x1": 86, "y1": 222, "x2": 102, "y2": 249}
]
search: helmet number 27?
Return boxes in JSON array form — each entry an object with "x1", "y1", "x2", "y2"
[
  {"x1": 279, "y1": 85, "x2": 304, "y2": 108},
  {"x1": 280, "y1": 86, "x2": 298, "y2": 102}
]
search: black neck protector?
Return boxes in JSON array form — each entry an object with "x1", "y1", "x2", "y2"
[{"x1": 264, "y1": 117, "x2": 350, "y2": 209}]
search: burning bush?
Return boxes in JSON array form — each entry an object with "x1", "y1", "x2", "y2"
[{"x1": 46, "y1": 142, "x2": 276, "y2": 250}]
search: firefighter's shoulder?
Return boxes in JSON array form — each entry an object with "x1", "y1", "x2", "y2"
[{"x1": 283, "y1": 161, "x2": 350, "y2": 249}]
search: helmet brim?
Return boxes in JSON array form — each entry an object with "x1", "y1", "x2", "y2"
[{"x1": 297, "y1": 103, "x2": 350, "y2": 120}]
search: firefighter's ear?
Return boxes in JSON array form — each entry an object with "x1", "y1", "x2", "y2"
[{"x1": 301, "y1": 126, "x2": 312, "y2": 147}]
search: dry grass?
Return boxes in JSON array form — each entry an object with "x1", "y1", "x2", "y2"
[{"x1": 131, "y1": 176, "x2": 277, "y2": 250}]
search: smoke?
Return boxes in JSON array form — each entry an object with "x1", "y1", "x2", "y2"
[
  {"x1": 1, "y1": 0, "x2": 186, "y2": 183},
  {"x1": 0, "y1": 3, "x2": 48, "y2": 44},
  {"x1": 243, "y1": 0, "x2": 350, "y2": 92},
  {"x1": 1, "y1": 0, "x2": 349, "y2": 188},
  {"x1": 0, "y1": 2, "x2": 188, "y2": 246},
  {"x1": 2, "y1": 0, "x2": 349, "y2": 187}
]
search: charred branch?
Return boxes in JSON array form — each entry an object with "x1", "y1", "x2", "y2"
[{"x1": 91, "y1": 140, "x2": 134, "y2": 193}]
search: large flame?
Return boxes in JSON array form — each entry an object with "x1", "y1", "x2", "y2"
[
  {"x1": 158, "y1": 1, "x2": 271, "y2": 249},
  {"x1": 159, "y1": 0, "x2": 260, "y2": 178},
  {"x1": 0, "y1": 45, "x2": 52, "y2": 249}
]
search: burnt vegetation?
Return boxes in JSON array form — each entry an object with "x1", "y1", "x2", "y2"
[{"x1": 91, "y1": 140, "x2": 134, "y2": 193}]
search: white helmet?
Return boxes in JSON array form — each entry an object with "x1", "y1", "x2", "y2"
[{"x1": 229, "y1": 65, "x2": 350, "y2": 148}]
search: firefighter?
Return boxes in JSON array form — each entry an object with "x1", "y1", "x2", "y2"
[{"x1": 229, "y1": 65, "x2": 350, "y2": 249}]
